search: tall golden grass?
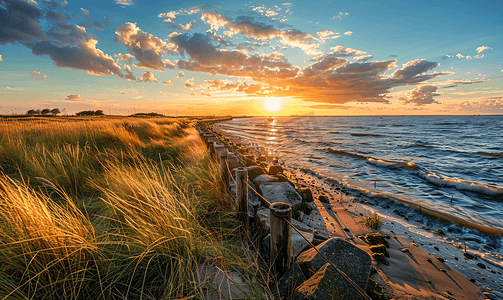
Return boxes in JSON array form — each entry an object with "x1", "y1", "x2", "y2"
[{"x1": 0, "y1": 116, "x2": 253, "y2": 299}]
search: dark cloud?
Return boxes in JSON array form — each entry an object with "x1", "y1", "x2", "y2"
[
  {"x1": 0, "y1": 0, "x2": 46, "y2": 45},
  {"x1": 104, "y1": 17, "x2": 112, "y2": 25},
  {"x1": 30, "y1": 39, "x2": 125, "y2": 77}
]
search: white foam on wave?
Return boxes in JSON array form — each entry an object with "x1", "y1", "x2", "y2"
[{"x1": 414, "y1": 170, "x2": 503, "y2": 197}]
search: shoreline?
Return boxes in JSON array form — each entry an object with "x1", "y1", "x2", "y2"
[{"x1": 207, "y1": 120, "x2": 503, "y2": 299}]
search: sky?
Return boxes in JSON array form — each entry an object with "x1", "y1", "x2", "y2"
[{"x1": 1, "y1": 0, "x2": 502, "y2": 116}]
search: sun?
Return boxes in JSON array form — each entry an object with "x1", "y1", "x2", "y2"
[{"x1": 264, "y1": 97, "x2": 282, "y2": 112}]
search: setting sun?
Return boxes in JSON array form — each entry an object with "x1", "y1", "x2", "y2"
[{"x1": 264, "y1": 98, "x2": 282, "y2": 112}]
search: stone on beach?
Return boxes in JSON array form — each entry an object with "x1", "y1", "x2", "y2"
[
  {"x1": 252, "y1": 174, "x2": 278, "y2": 189},
  {"x1": 297, "y1": 188, "x2": 314, "y2": 202},
  {"x1": 259, "y1": 182, "x2": 303, "y2": 210},
  {"x1": 268, "y1": 165, "x2": 283, "y2": 176},
  {"x1": 247, "y1": 166, "x2": 265, "y2": 180},
  {"x1": 365, "y1": 232, "x2": 389, "y2": 248},
  {"x1": 296, "y1": 238, "x2": 372, "y2": 298}
]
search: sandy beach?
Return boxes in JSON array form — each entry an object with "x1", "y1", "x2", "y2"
[{"x1": 214, "y1": 124, "x2": 503, "y2": 300}]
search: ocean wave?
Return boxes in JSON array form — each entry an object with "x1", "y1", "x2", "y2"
[
  {"x1": 367, "y1": 158, "x2": 418, "y2": 170},
  {"x1": 475, "y1": 151, "x2": 503, "y2": 157},
  {"x1": 412, "y1": 143, "x2": 434, "y2": 148},
  {"x1": 327, "y1": 148, "x2": 418, "y2": 170},
  {"x1": 350, "y1": 132, "x2": 386, "y2": 137},
  {"x1": 414, "y1": 171, "x2": 503, "y2": 197}
]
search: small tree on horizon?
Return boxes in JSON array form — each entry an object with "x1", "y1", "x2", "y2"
[
  {"x1": 26, "y1": 109, "x2": 40, "y2": 115},
  {"x1": 41, "y1": 108, "x2": 51, "y2": 115},
  {"x1": 50, "y1": 108, "x2": 61, "y2": 116}
]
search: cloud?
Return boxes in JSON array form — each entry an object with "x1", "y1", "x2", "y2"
[
  {"x1": 30, "y1": 38, "x2": 125, "y2": 78},
  {"x1": 391, "y1": 59, "x2": 438, "y2": 80},
  {"x1": 123, "y1": 64, "x2": 136, "y2": 81},
  {"x1": 0, "y1": 0, "x2": 46, "y2": 45},
  {"x1": 80, "y1": 8, "x2": 89, "y2": 17},
  {"x1": 316, "y1": 30, "x2": 335, "y2": 39},
  {"x1": 120, "y1": 91, "x2": 127, "y2": 94},
  {"x1": 139, "y1": 71, "x2": 157, "y2": 82},
  {"x1": 457, "y1": 97, "x2": 503, "y2": 113},
  {"x1": 29, "y1": 71, "x2": 47, "y2": 80},
  {"x1": 332, "y1": 12, "x2": 349, "y2": 20},
  {"x1": 344, "y1": 31, "x2": 353, "y2": 36},
  {"x1": 476, "y1": 46, "x2": 492, "y2": 53},
  {"x1": 177, "y1": 71, "x2": 185, "y2": 77},
  {"x1": 180, "y1": 21, "x2": 197, "y2": 30},
  {"x1": 185, "y1": 77, "x2": 195, "y2": 88},
  {"x1": 65, "y1": 94, "x2": 82, "y2": 101},
  {"x1": 115, "y1": 0, "x2": 133, "y2": 5},
  {"x1": 354, "y1": 55, "x2": 373, "y2": 62},
  {"x1": 158, "y1": 11, "x2": 178, "y2": 18},
  {"x1": 115, "y1": 23, "x2": 177, "y2": 71},
  {"x1": 163, "y1": 80, "x2": 173, "y2": 85},
  {"x1": 200, "y1": 13, "x2": 320, "y2": 54},
  {"x1": 115, "y1": 53, "x2": 133, "y2": 63},
  {"x1": 104, "y1": 17, "x2": 112, "y2": 25},
  {"x1": 164, "y1": 19, "x2": 197, "y2": 31},
  {"x1": 398, "y1": 85, "x2": 439, "y2": 106},
  {"x1": 0, "y1": 55, "x2": 2, "y2": 62}
]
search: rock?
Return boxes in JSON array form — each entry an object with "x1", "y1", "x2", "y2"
[
  {"x1": 227, "y1": 152, "x2": 240, "y2": 171},
  {"x1": 366, "y1": 278, "x2": 389, "y2": 300},
  {"x1": 372, "y1": 253, "x2": 390, "y2": 266},
  {"x1": 401, "y1": 248, "x2": 410, "y2": 253},
  {"x1": 196, "y1": 264, "x2": 257, "y2": 299},
  {"x1": 318, "y1": 195, "x2": 330, "y2": 203},
  {"x1": 291, "y1": 230, "x2": 314, "y2": 258},
  {"x1": 412, "y1": 243, "x2": 419, "y2": 247},
  {"x1": 244, "y1": 155, "x2": 255, "y2": 166},
  {"x1": 276, "y1": 173, "x2": 296, "y2": 188},
  {"x1": 277, "y1": 262, "x2": 306, "y2": 298},
  {"x1": 294, "y1": 263, "x2": 365, "y2": 300},
  {"x1": 247, "y1": 166, "x2": 265, "y2": 181},
  {"x1": 252, "y1": 174, "x2": 278, "y2": 192},
  {"x1": 436, "y1": 256, "x2": 446, "y2": 263},
  {"x1": 476, "y1": 262, "x2": 487, "y2": 269},
  {"x1": 297, "y1": 188, "x2": 314, "y2": 202},
  {"x1": 256, "y1": 207, "x2": 271, "y2": 232},
  {"x1": 482, "y1": 292, "x2": 499, "y2": 300},
  {"x1": 463, "y1": 252, "x2": 475, "y2": 259},
  {"x1": 434, "y1": 246, "x2": 440, "y2": 251},
  {"x1": 365, "y1": 233, "x2": 389, "y2": 248},
  {"x1": 468, "y1": 278, "x2": 476, "y2": 283},
  {"x1": 370, "y1": 244, "x2": 389, "y2": 258},
  {"x1": 260, "y1": 182, "x2": 303, "y2": 210},
  {"x1": 268, "y1": 165, "x2": 283, "y2": 176},
  {"x1": 258, "y1": 155, "x2": 267, "y2": 162},
  {"x1": 247, "y1": 180, "x2": 261, "y2": 218},
  {"x1": 436, "y1": 228, "x2": 446, "y2": 235},
  {"x1": 297, "y1": 238, "x2": 372, "y2": 295}
]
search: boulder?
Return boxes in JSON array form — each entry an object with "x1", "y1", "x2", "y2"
[
  {"x1": 259, "y1": 182, "x2": 303, "y2": 210},
  {"x1": 227, "y1": 152, "x2": 240, "y2": 171},
  {"x1": 370, "y1": 244, "x2": 389, "y2": 258},
  {"x1": 297, "y1": 188, "x2": 314, "y2": 202},
  {"x1": 294, "y1": 262, "x2": 365, "y2": 300},
  {"x1": 247, "y1": 180, "x2": 261, "y2": 217},
  {"x1": 365, "y1": 233, "x2": 389, "y2": 248},
  {"x1": 268, "y1": 165, "x2": 283, "y2": 176},
  {"x1": 372, "y1": 253, "x2": 389, "y2": 266},
  {"x1": 277, "y1": 262, "x2": 307, "y2": 299},
  {"x1": 247, "y1": 166, "x2": 265, "y2": 180},
  {"x1": 296, "y1": 238, "x2": 372, "y2": 297},
  {"x1": 252, "y1": 174, "x2": 278, "y2": 189},
  {"x1": 244, "y1": 155, "x2": 255, "y2": 166},
  {"x1": 276, "y1": 173, "x2": 296, "y2": 188},
  {"x1": 256, "y1": 207, "x2": 271, "y2": 232}
]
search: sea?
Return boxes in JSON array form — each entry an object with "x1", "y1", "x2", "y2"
[{"x1": 215, "y1": 115, "x2": 503, "y2": 271}]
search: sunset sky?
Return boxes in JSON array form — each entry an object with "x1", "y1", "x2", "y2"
[{"x1": 1, "y1": 0, "x2": 502, "y2": 116}]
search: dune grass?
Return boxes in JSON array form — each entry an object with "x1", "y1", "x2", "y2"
[{"x1": 0, "y1": 116, "x2": 253, "y2": 299}]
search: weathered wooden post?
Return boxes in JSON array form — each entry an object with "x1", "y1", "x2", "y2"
[
  {"x1": 270, "y1": 202, "x2": 292, "y2": 275},
  {"x1": 219, "y1": 151, "x2": 229, "y2": 190},
  {"x1": 235, "y1": 167, "x2": 248, "y2": 226}
]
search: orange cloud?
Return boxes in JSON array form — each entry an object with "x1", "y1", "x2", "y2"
[{"x1": 140, "y1": 71, "x2": 157, "y2": 82}]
